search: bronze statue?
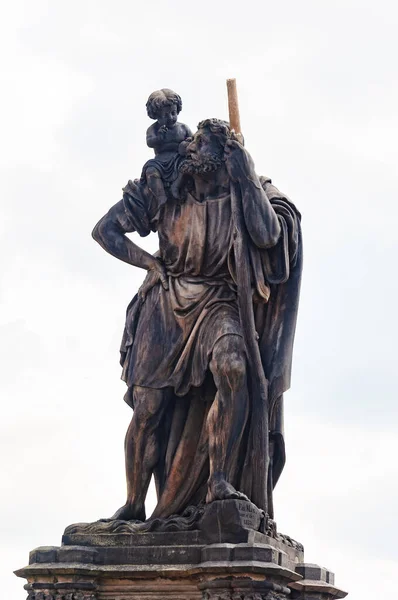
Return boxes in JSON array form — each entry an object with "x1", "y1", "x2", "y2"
[{"x1": 92, "y1": 104, "x2": 302, "y2": 523}]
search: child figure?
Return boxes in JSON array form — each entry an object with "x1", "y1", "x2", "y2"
[{"x1": 141, "y1": 89, "x2": 192, "y2": 204}]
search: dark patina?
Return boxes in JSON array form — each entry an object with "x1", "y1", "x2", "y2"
[{"x1": 92, "y1": 113, "x2": 302, "y2": 523}]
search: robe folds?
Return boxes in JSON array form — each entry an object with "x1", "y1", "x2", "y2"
[
  {"x1": 140, "y1": 151, "x2": 182, "y2": 186},
  {"x1": 119, "y1": 173, "x2": 302, "y2": 519}
]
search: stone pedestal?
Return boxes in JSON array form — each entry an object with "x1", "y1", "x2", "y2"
[{"x1": 15, "y1": 500, "x2": 347, "y2": 600}]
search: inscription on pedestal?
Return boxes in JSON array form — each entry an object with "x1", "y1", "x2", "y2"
[{"x1": 238, "y1": 500, "x2": 260, "y2": 528}]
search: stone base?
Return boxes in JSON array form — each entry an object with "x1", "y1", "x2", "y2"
[{"x1": 15, "y1": 500, "x2": 347, "y2": 600}]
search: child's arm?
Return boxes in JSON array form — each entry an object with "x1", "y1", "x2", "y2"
[{"x1": 146, "y1": 123, "x2": 166, "y2": 149}]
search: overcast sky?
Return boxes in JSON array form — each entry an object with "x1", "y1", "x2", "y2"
[{"x1": 1, "y1": 1, "x2": 397, "y2": 598}]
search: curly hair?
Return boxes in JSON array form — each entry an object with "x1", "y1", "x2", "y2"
[
  {"x1": 146, "y1": 89, "x2": 182, "y2": 120},
  {"x1": 197, "y1": 118, "x2": 232, "y2": 146}
]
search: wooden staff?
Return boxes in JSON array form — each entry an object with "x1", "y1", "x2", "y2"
[
  {"x1": 227, "y1": 78, "x2": 241, "y2": 134},
  {"x1": 227, "y1": 79, "x2": 270, "y2": 514}
]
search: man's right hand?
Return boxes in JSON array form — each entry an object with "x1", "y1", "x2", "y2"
[
  {"x1": 138, "y1": 258, "x2": 169, "y2": 301},
  {"x1": 224, "y1": 138, "x2": 256, "y2": 184}
]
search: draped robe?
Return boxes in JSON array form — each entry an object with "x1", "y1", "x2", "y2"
[{"x1": 118, "y1": 173, "x2": 302, "y2": 519}]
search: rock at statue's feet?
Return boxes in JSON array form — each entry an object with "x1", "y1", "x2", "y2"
[
  {"x1": 206, "y1": 477, "x2": 249, "y2": 503},
  {"x1": 110, "y1": 503, "x2": 146, "y2": 522}
]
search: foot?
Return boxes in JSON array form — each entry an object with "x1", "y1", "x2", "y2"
[
  {"x1": 206, "y1": 476, "x2": 249, "y2": 504},
  {"x1": 109, "y1": 503, "x2": 146, "y2": 522}
]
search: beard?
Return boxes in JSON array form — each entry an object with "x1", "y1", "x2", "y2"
[{"x1": 180, "y1": 153, "x2": 223, "y2": 175}]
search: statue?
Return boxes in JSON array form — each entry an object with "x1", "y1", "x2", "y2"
[
  {"x1": 92, "y1": 96, "x2": 302, "y2": 524},
  {"x1": 16, "y1": 85, "x2": 351, "y2": 600}
]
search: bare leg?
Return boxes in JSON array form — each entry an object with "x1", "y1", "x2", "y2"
[
  {"x1": 146, "y1": 167, "x2": 168, "y2": 204},
  {"x1": 206, "y1": 335, "x2": 249, "y2": 503},
  {"x1": 170, "y1": 172, "x2": 185, "y2": 199},
  {"x1": 112, "y1": 386, "x2": 169, "y2": 520}
]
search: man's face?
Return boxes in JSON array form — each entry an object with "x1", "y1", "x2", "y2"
[{"x1": 182, "y1": 128, "x2": 224, "y2": 174}]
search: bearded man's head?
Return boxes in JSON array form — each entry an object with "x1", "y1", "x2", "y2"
[{"x1": 180, "y1": 118, "x2": 232, "y2": 175}]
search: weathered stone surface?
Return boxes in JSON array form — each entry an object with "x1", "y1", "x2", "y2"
[
  {"x1": 290, "y1": 562, "x2": 347, "y2": 599},
  {"x1": 57, "y1": 546, "x2": 99, "y2": 565},
  {"x1": 199, "y1": 577, "x2": 292, "y2": 599},
  {"x1": 295, "y1": 563, "x2": 334, "y2": 584},
  {"x1": 24, "y1": 579, "x2": 98, "y2": 600},
  {"x1": 62, "y1": 499, "x2": 304, "y2": 568},
  {"x1": 62, "y1": 528, "x2": 206, "y2": 548},
  {"x1": 199, "y1": 499, "x2": 263, "y2": 544},
  {"x1": 16, "y1": 524, "x2": 303, "y2": 599},
  {"x1": 29, "y1": 547, "x2": 58, "y2": 565},
  {"x1": 16, "y1": 528, "x2": 347, "y2": 600}
]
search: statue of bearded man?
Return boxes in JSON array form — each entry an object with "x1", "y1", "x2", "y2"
[{"x1": 92, "y1": 119, "x2": 302, "y2": 522}]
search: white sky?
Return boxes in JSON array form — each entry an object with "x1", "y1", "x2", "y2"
[{"x1": 1, "y1": 1, "x2": 397, "y2": 598}]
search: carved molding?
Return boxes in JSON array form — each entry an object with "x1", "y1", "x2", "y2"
[
  {"x1": 200, "y1": 575, "x2": 291, "y2": 600},
  {"x1": 202, "y1": 591, "x2": 287, "y2": 600},
  {"x1": 27, "y1": 591, "x2": 97, "y2": 600}
]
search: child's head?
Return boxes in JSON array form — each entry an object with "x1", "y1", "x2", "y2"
[{"x1": 146, "y1": 89, "x2": 182, "y2": 128}]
